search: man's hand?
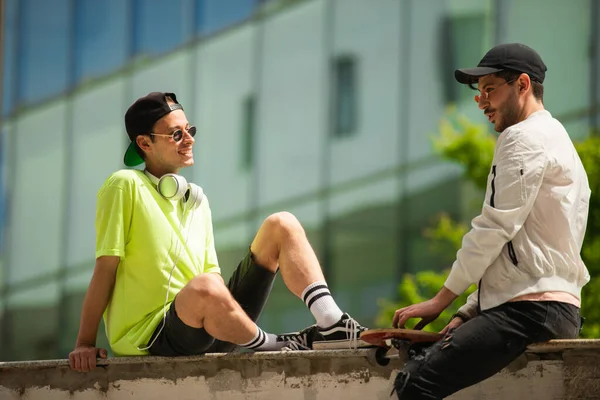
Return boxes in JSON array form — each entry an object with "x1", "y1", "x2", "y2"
[
  {"x1": 392, "y1": 286, "x2": 459, "y2": 330},
  {"x1": 393, "y1": 298, "x2": 446, "y2": 330},
  {"x1": 69, "y1": 345, "x2": 108, "y2": 372},
  {"x1": 440, "y1": 317, "x2": 465, "y2": 335}
]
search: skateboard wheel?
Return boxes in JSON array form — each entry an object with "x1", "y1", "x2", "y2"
[{"x1": 374, "y1": 346, "x2": 390, "y2": 366}]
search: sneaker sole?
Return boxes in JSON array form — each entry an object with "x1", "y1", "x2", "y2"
[{"x1": 312, "y1": 339, "x2": 374, "y2": 350}]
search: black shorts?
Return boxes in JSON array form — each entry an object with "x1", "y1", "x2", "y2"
[{"x1": 146, "y1": 249, "x2": 276, "y2": 356}]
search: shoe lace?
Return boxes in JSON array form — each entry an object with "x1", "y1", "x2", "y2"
[
  {"x1": 344, "y1": 317, "x2": 363, "y2": 350},
  {"x1": 279, "y1": 325, "x2": 316, "y2": 349},
  {"x1": 282, "y1": 340, "x2": 311, "y2": 351},
  {"x1": 286, "y1": 332, "x2": 309, "y2": 347}
]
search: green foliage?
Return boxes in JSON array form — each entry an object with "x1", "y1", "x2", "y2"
[
  {"x1": 377, "y1": 109, "x2": 600, "y2": 337},
  {"x1": 574, "y1": 137, "x2": 600, "y2": 273},
  {"x1": 422, "y1": 213, "x2": 468, "y2": 263},
  {"x1": 432, "y1": 107, "x2": 496, "y2": 191},
  {"x1": 573, "y1": 136, "x2": 600, "y2": 337}
]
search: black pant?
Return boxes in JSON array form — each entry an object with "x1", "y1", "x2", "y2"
[
  {"x1": 147, "y1": 249, "x2": 276, "y2": 356},
  {"x1": 393, "y1": 301, "x2": 581, "y2": 399}
]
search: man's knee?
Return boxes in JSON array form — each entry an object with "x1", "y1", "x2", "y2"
[
  {"x1": 176, "y1": 274, "x2": 232, "y2": 328},
  {"x1": 393, "y1": 370, "x2": 411, "y2": 399},
  {"x1": 186, "y1": 274, "x2": 230, "y2": 303},
  {"x1": 392, "y1": 369, "x2": 431, "y2": 400},
  {"x1": 392, "y1": 350, "x2": 442, "y2": 400},
  {"x1": 263, "y1": 212, "x2": 305, "y2": 239}
]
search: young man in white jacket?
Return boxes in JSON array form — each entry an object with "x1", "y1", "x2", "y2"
[{"x1": 391, "y1": 43, "x2": 591, "y2": 399}]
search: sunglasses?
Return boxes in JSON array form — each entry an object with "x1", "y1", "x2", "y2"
[
  {"x1": 150, "y1": 126, "x2": 196, "y2": 142},
  {"x1": 471, "y1": 78, "x2": 517, "y2": 103}
]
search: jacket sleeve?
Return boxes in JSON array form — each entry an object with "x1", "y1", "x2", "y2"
[
  {"x1": 456, "y1": 290, "x2": 479, "y2": 319},
  {"x1": 444, "y1": 128, "x2": 547, "y2": 296}
]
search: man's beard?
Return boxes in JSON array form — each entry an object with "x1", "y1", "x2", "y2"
[{"x1": 495, "y1": 91, "x2": 521, "y2": 132}]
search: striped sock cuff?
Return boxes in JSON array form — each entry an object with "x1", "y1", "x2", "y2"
[
  {"x1": 241, "y1": 327, "x2": 267, "y2": 350},
  {"x1": 302, "y1": 281, "x2": 331, "y2": 310}
]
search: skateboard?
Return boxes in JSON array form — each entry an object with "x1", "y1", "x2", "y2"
[{"x1": 360, "y1": 328, "x2": 444, "y2": 366}]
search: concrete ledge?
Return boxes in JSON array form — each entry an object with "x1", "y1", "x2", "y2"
[
  {"x1": 0, "y1": 348, "x2": 376, "y2": 370},
  {"x1": 1, "y1": 349, "x2": 395, "y2": 400},
  {"x1": 1, "y1": 343, "x2": 600, "y2": 399},
  {"x1": 527, "y1": 339, "x2": 600, "y2": 353}
]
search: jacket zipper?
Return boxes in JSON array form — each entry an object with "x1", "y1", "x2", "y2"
[
  {"x1": 490, "y1": 165, "x2": 496, "y2": 207},
  {"x1": 484, "y1": 163, "x2": 519, "y2": 301},
  {"x1": 479, "y1": 165, "x2": 498, "y2": 313},
  {"x1": 490, "y1": 165, "x2": 519, "y2": 265},
  {"x1": 507, "y1": 242, "x2": 519, "y2": 265},
  {"x1": 478, "y1": 165, "x2": 519, "y2": 312}
]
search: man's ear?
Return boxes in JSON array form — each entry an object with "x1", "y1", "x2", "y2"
[
  {"x1": 519, "y1": 73, "x2": 531, "y2": 93},
  {"x1": 136, "y1": 135, "x2": 151, "y2": 151}
]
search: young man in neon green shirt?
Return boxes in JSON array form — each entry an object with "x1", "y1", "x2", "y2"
[{"x1": 69, "y1": 92, "x2": 369, "y2": 371}]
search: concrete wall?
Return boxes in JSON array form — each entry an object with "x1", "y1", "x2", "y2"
[{"x1": 2, "y1": 342, "x2": 600, "y2": 399}]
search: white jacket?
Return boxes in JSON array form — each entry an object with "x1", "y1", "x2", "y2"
[{"x1": 444, "y1": 110, "x2": 591, "y2": 318}]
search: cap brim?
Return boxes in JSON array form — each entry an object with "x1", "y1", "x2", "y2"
[
  {"x1": 454, "y1": 67, "x2": 505, "y2": 84},
  {"x1": 124, "y1": 141, "x2": 144, "y2": 167}
]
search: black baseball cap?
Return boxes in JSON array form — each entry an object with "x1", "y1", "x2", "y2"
[
  {"x1": 123, "y1": 92, "x2": 184, "y2": 167},
  {"x1": 455, "y1": 43, "x2": 547, "y2": 85}
]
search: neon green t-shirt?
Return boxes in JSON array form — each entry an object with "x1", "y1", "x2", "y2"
[{"x1": 95, "y1": 169, "x2": 220, "y2": 356}]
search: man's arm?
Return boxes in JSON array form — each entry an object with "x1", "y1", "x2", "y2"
[
  {"x1": 393, "y1": 286, "x2": 458, "y2": 329},
  {"x1": 69, "y1": 256, "x2": 119, "y2": 372}
]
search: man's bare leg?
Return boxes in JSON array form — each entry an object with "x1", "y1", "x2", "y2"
[
  {"x1": 174, "y1": 273, "x2": 281, "y2": 350},
  {"x1": 250, "y1": 212, "x2": 324, "y2": 296},
  {"x1": 248, "y1": 212, "x2": 368, "y2": 350},
  {"x1": 250, "y1": 212, "x2": 345, "y2": 328},
  {"x1": 175, "y1": 211, "x2": 367, "y2": 351}
]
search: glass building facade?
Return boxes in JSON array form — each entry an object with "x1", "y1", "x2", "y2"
[{"x1": 0, "y1": 0, "x2": 598, "y2": 361}]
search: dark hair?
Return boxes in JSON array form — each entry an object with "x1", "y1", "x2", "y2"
[
  {"x1": 134, "y1": 96, "x2": 177, "y2": 160},
  {"x1": 469, "y1": 69, "x2": 544, "y2": 102}
]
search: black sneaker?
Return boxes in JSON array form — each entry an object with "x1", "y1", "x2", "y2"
[
  {"x1": 277, "y1": 324, "x2": 320, "y2": 351},
  {"x1": 312, "y1": 313, "x2": 372, "y2": 350}
]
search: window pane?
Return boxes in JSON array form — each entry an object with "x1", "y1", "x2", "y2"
[
  {"x1": 2, "y1": 0, "x2": 18, "y2": 116},
  {"x1": 197, "y1": 0, "x2": 257, "y2": 36},
  {"x1": 68, "y1": 80, "x2": 127, "y2": 268},
  {"x1": 333, "y1": 56, "x2": 358, "y2": 136},
  {"x1": 0, "y1": 125, "x2": 8, "y2": 276},
  {"x1": 504, "y1": 0, "x2": 591, "y2": 134},
  {"x1": 6, "y1": 282, "x2": 60, "y2": 361},
  {"x1": 18, "y1": 0, "x2": 71, "y2": 104},
  {"x1": 328, "y1": 178, "x2": 400, "y2": 327},
  {"x1": 441, "y1": 13, "x2": 486, "y2": 104},
  {"x1": 9, "y1": 101, "x2": 67, "y2": 284},
  {"x1": 133, "y1": 0, "x2": 195, "y2": 56},
  {"x1": 74, "y1": 0, "x2": 130, "y2": 83},
  {"x1": 241, "y1": 95, "x2": 256, "y2": 170}
]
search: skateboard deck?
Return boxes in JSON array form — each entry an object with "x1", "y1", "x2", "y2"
[
  {"x1": 360, "y1": 328, "x2": 444, "y2": 366},
  {"x1": 360, "y1": 328, "x2": 443, "y2": 347}
]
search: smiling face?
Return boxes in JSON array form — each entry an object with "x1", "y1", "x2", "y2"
[
  {"x1": 474, "y1": 74, "x2": 523, "y2": 133},
  {"x1": 136, "y1": 105, "x2": 195, "y2": 176}
]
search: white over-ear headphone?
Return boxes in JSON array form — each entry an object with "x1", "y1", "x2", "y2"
[{"x1": 145, "y1": 171, "x2": 204, "y2": 211}]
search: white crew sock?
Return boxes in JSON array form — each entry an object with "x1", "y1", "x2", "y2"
[
  {"x1": 301, "y1": 281, "x2": 344, "y2": 328},
  {"x1": 239, "y1": 326, "x2": 285, "y2": 351}
]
